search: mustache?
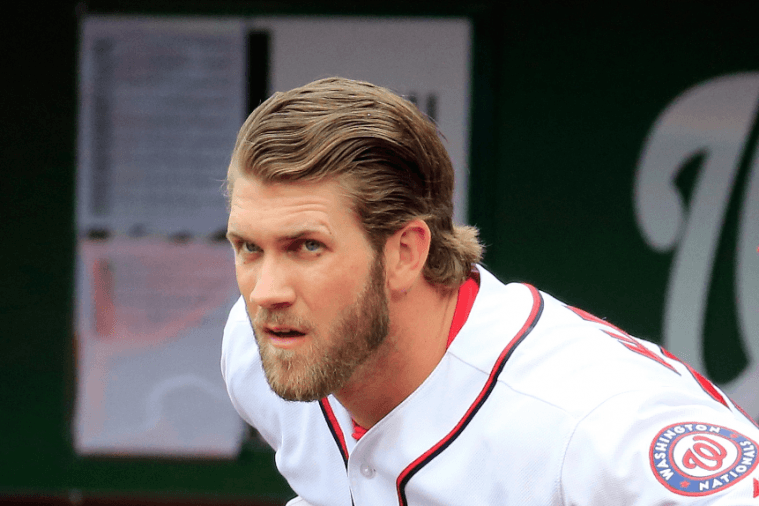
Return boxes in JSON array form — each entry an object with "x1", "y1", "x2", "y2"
[{"x1": 251, "y1": 308, "x2": 313, "y2": 332}]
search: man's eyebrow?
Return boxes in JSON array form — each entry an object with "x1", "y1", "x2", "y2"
[
  {"x1": 279, "y1": 224, "x2": 331, "y2": 242},
  {"x1": 225, "y1": 229, "x2": 244, "y2": 242},
  {"x1": 225, "y1": 224, "x2": 332, "y2": 243}
]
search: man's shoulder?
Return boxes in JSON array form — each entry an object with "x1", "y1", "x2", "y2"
[
  {"x1": 225, "y1": 295, "x2": 250, "y2": 326},
  {"x1": 455, "y1": 270, "x2": 717, "y2": 417},
  {"x1": 446, "y1": 268, "x2": 542, "y2": 378},
  {"x1": 221, "y1": 296, "x2": 258, "y2": 374},
  {"x1": 221, "y1": 297, "x2": 267, "y2": 423}
]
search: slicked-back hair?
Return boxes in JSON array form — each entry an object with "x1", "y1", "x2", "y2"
[{"x1": 227, "y1": 77, "x2": 482, "y2": 290}]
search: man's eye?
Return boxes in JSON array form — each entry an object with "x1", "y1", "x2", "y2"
[
  {"x1": 242, "y1": 242, "x2": 259, "y2": 253},
  {"x1": 302, "y1": 240, "x2": 322, "y2": 252}
]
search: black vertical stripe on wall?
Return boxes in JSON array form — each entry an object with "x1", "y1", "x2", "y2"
[{"x1": 246, "y1": 31, "x2": 270, "y2": 115}]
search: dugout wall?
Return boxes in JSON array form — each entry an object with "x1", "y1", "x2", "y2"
[{"x1": 2, "y1": 1, "x2": 758, "y2": 504}]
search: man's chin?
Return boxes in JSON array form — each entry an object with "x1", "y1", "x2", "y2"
[
  {"x1": 265, "y1": 374, "x2": 333, "y2": 402},
  {"x1": 261, "y1": 356, "x2": 334, "y2": 402},
  {"x1": 273, "y1": 388, "x2": 324, "y2": 403}
]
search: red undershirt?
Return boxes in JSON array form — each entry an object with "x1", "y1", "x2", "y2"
[{"x1": 351, "y1": 275, "x2": 480, "y2": 440}]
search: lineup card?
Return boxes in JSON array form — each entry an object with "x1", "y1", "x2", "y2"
[{"x1": 75, "y1": 15, "x2": 472, "y2": 456}]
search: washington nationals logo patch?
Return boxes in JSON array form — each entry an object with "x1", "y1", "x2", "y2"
[{"x1": 650, "y1": 422, "x2": 758, "y2": 496}]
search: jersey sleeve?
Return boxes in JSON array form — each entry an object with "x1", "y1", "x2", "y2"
[{"x1": 561, "y1": 387, "x2": 759, "y2": 505}]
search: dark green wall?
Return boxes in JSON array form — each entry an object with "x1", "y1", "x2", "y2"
[
  {"x1": 3, "y1": 1, "x2": 757, "y2": 502},
  {"x1": 470, "y1": 3, "x2": 759, "y2": 380},
  {"x1": 3, "y1": 0, "x2": 79, "y2": 495}
]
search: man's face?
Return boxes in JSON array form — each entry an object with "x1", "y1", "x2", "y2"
[{"x1": 227, "y1": 176, "x2": 389, "y2": 401}]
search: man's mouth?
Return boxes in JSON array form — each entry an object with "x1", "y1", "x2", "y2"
[{"x1": 266, "y1": 326, "x2": 307, "y2": 339}]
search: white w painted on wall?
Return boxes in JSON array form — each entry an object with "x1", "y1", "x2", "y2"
[{"x1": 634, "y1": 73, "x2": 759, "y2": 420}]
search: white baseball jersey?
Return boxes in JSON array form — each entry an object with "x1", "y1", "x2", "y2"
[{"x1": 221, "y1": 266, "x2": 759, "y2": 505}]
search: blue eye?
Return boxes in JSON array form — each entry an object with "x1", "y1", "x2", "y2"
[
  {"x1": 243, "y1": 242, "x2": 259, "y2": 253},
  {"x1": 303, "y1": 240, "x2": 321, "y2": 252}
]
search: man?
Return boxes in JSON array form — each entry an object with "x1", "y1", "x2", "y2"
[{"x1": 221, "y1": 77, "x2": 759, "y2": 505}]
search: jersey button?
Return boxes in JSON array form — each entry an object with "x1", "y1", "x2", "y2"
[{"x1": 360, "y1": 464, "x2": 376, "y2": 479}]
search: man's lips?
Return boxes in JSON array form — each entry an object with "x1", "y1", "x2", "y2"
[
  {"x1": 262, "y1": 326, "x2": 310, "y2": 350},
  {"x1": 251, "y1": 311, "x2": 312, "y2": 347},
  {"x1": 266, "y1": 326, "x2": 307, "y2": 338},
  {"x1": 255, "y1": 322, "x2": 310, "y2": 345}
]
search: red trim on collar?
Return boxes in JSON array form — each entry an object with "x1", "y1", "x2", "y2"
[
  {"x1": 446, "y1": 276, "x2": 480, "y2": 349},
  {"x1": 352, "y1": 275, "x2": 480, "y2": 440},
  {"x1": 352, "y1": 420, "x2": 369, "y2": 440}
]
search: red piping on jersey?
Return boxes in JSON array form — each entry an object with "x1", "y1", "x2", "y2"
[
  {"x1": 396, "y1": 284, "x2": 544, "y2": 506},
  {"x1": 351, "y1": 420, "x2": 369, "y2": 441},
  {"x1": 447, "y1": 276, "x2": 479, "y2": 348},
  {"x1": 319, "y1": 398, "x2": 349, "y2": 468},
  {"x1": 351, "y1": 277, "x2": 481, "y2": 441},
  {"x1": 321, "y1": 276, "x2": 480, "y2": 450},
  {"x1": 658, "y1": 348, "x2": 730, "y2": 409}
]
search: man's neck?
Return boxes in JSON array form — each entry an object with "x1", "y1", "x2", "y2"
[{"x1": 334, "y1": 281, "x2": 458, "y2": 429}]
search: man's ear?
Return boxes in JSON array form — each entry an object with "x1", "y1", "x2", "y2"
[{"x1": 383, "y1": 219, "x2": 431, "y2": 294}]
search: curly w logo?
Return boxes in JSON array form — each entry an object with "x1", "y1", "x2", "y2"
[{"x1": 634, "y1": 73, "x2": 759, "y2": 421}]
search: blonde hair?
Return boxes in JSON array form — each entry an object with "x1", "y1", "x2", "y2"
[{"x1": 227, "y1": 77, "x2": 482, "y2": 290}]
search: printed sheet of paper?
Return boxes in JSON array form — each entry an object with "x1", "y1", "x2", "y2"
[{"x1": 76, "y1": 17, "x2": 247, "y2": 456}]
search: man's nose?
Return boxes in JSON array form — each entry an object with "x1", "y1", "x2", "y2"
[{"x1": 250, "y1": 256, "x2": 296, "y2": 309}]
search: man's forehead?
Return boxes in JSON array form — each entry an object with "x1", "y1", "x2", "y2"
[
  {"x1": 227, "y1": 175, "x2": 359, "y2": 235},
  {"x1": 230, "y1": 173, "x2": 355, "y2": 208}
]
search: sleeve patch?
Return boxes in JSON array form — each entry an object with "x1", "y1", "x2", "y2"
[{"x1": 649, "y1": 422, "x2": 758, "y2": 496}]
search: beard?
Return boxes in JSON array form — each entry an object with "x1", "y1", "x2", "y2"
[{"x1": 250, "y1": 255, "x2": 389, "y2": 402}]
